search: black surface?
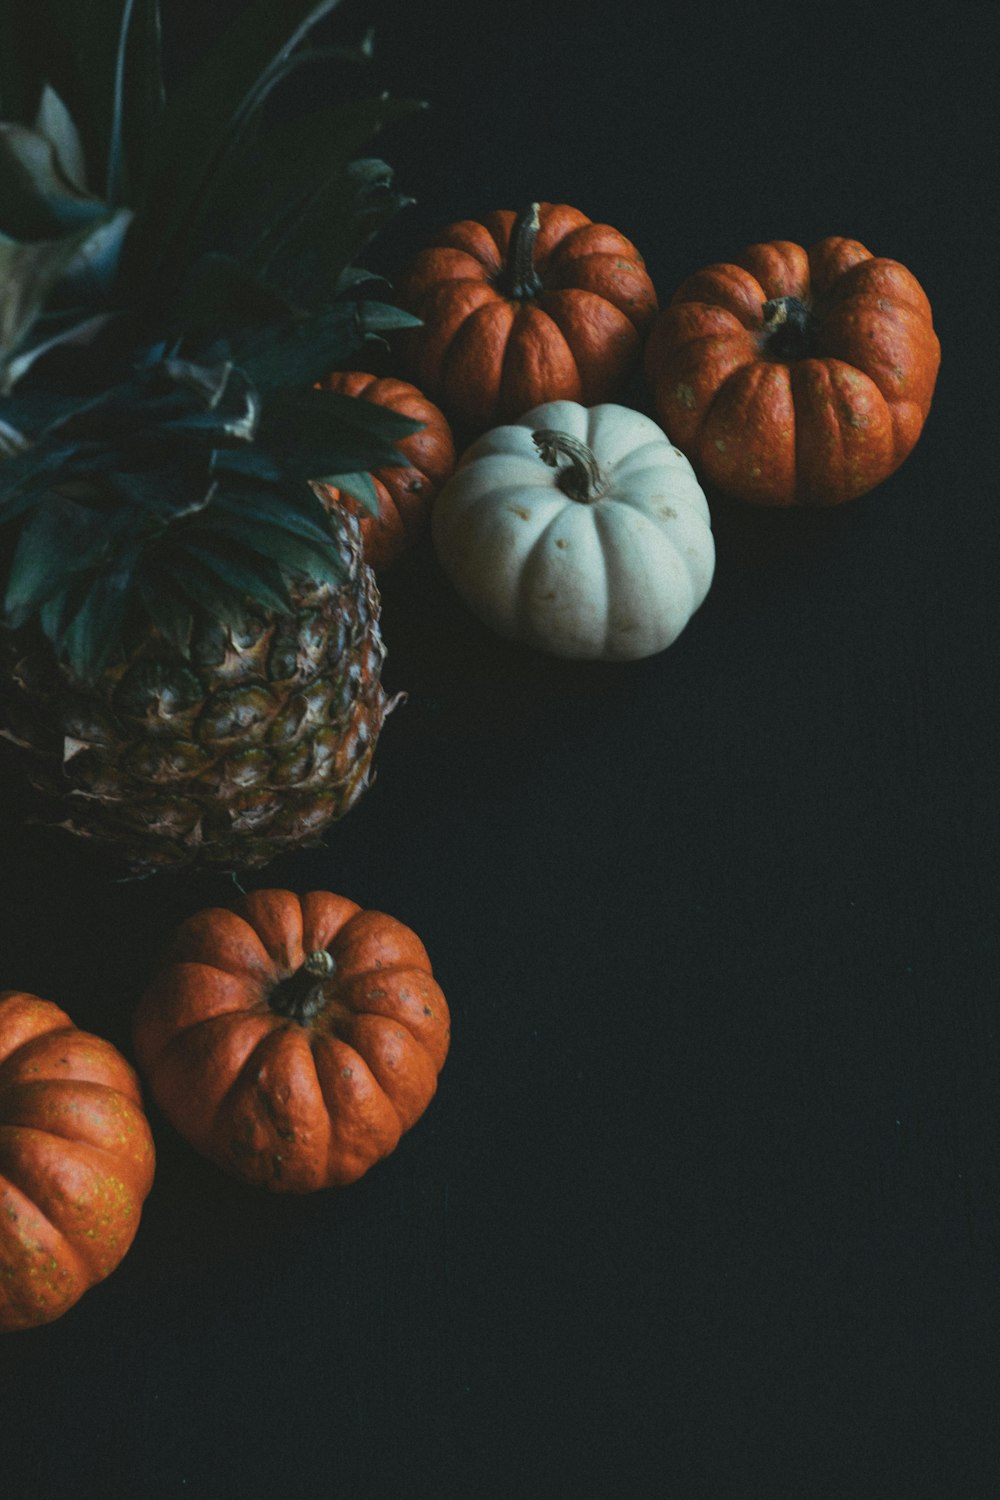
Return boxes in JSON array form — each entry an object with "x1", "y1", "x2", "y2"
[{"x1": 3, "y1": 2, "x2": 999, "y2": 1495}]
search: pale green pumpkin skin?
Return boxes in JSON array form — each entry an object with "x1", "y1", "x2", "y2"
[{"x1": 433, "y1": 401, "x2": 715, "y2": 661}]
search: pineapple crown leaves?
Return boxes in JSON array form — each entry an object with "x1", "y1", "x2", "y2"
[
  {"x1": 0, "y1": 0, "x2": 425, "y2": 382},
  {"x1": 0, "y1": 321, "x2": 425, "y2": 681},
  {"x1": 0, "y1": 0, "x2": 429, "y2": 683},
  {"x1": 0, "y1": 75, "x2": 132, "y2": 390}
]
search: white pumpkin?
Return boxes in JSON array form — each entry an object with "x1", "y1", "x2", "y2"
[{"x1": 431, "y1": 401, "x2": 715, "y2": 660}]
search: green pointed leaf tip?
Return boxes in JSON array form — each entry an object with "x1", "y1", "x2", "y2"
[
  {"x1": 38, "y1": 586, "x2": 71, "y2": 647},
  {"x1": 209, "y1": 484, "x2": 339, "y2": 545},
  {"x1": 136, "y1": 571, "x2": 194, "y2": 657},
  {"x1": 142, "y1": 552, "x2": 252, "y2": 632},
  {"x1": 0, "y1": 119, "x2": 106, "y2": 239},
  {"x1": 35, "y1": 84, "x2": 89, "y2": 191},
  {"x1": 4, "y1": 491, "x2": 119, "y2": 625},
  {"x1": 102, "y1": 0, "x2": 165, "y2": 205},
  {"x1": 264, "y1": 385, "x2": 425, "y2": 453},
  {"x1": 0, "y1": 222, "x2": 122, "y2": 391},
  {"x1": 127, "y1": 0, "x2": 352, "y2": 277},
  {"x1": 0, "y1": 439, "x2": 84, "y2": 521},
  {"x1": 61, "y1": 537, "x2": 144, "y2": 679},
  {"x1": 0, "y1": 415, "x2": 29, "y2": 457},
  {"x1": 232, "y1": 300, "x2": 419, "y2": 394},
  {"x1": 180, "y1": 537, "x2": 294, "y2": 615},
  {"x1": 107, "y1": 465, "x2": 217, "y2": 521},
  {"x1": 229, "y1": 97, "x2": 423, "y2": 278},
  {"x1": 3, "y1": 309, "x2": 117, "y2": 392},
  {"x1": 36, "y1": 0, "x2": 164, "y2": 202},
  {"x1": 107, "y1": 0, "x2": 139, "y2": 204},
  {"x1": 319, "y1": 470, "x2": 378, "y2": 517},
  {"x1": 356, "y1": 300, "x2": 422, "y2": 335},
  {"x1": 191, "y1": 513, "x2": 347, "y2": 590}
]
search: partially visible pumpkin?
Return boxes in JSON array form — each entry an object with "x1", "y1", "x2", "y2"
[
  {"x1": 644, "y1": 237, "x2": 940, "y2": 506},
  {"x1": 0, "y1": 993, "x2": 155, "y2": 1332},
  {"x1": 393, "y1": 202, "x2": 658, "y2": 436},
  {"x1": 133, "y1": 889, "x2": 450, "y2": 1193},
  {"x1": 431, "y1": 400, "x2": 715, "y2": 660},
  {"x1": 314, "y1": 371, "x2": 456, "y2": 570}
]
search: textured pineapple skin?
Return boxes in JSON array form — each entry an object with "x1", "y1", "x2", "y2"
[{"x1": 0, "y1": 515, "x2": 388, "y2": 874}]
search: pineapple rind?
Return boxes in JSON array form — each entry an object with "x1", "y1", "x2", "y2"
[{"x1": 0, "y1": 508, "x2": 385, "y2": 873}]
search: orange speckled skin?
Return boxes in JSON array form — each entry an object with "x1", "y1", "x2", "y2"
[
  {"x1": 0, "y1": 993, "x2": 156, "y2": 1333},
  {"x1": 644, "y1": 238, "x2": 941, "y2": 506},
  {"x1": 132, "y1": 890, "x2": 451, "y2": 1193},
  {"x1": 394, "y1": 202, "x2": 659, "y2": 436},
  {"x1": 313, "y1": 372, "x2": 456, "y2": 571}
]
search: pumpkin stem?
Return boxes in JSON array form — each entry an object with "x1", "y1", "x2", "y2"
[
  {"x1": 270, "y1": 949, "x2": 337, "y2": 1022},
  {"x1": 497, "y1": 203, "x2": 544, "y2": 300},
  {"x1": 760, "y1": 296, "x2": 820, "y2": 360},
  {"x1": 533, "y1": 429, "x2": 607, "y2": 503}
]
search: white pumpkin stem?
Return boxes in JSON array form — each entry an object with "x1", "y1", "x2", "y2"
[{"x1": 533, "y1": 429, "x2": 607, "y2": 503}]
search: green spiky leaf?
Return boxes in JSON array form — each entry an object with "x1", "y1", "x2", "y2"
[
  {"x1": 0, "y1": 115, "x2": 104, "y2": 239},
  {"x1": 166, "y1": 253, "x2": 295, "y2": 344},
  {"x1": 38, "y1": 584, "x2": 70, "y2": 645},
  {"x1": 0, "y1": 417, "x2": 28, "y2": 457},
  {"x1": 355, "y1": 300, "x2": 423, "y2": 337},
  {"x1": 260, "y1": 385, "x2": 423, "y2": 466},
  {"x1": 220, "y1": 97, "x2": 422, "y2": 291},
  {"x1": 209, "y1": 484, "x2": 340, "y2": 546},
  {"x1": 107, "y1": 465, "x2": 216, "y2": 521},
  {"x1": 259, "y1": 158, "x2": 415, "y2": 310},
  {"x1": 177, "y1": 538, "x2": 294, "y2": 616},
  {"x1": 127, "y1": 0, "x2": 349, "y2": 282},
  {"x1": 61, "y1": 535, "x2": 143, "y2": 677},
  {"x1": 187, "y1": 510, "x2": 346, "y2": 590},
  {"x1": 4, "y1": 490, "x2": 123, "y2": 624},
  {"x1": 34, "y1": 83, "x2": 88, "y2": 191},
  {"x1": 3, "y1": 310, "x2": 116, "y2": 391},
  {"x1": 27, "y1": 0, "x2": 164, "y2": 203},
  {"x1": 0, "y1": 223, "x2": 118, "y2": 390},
  {"x1": 235, "y1": 300, "x2": 420, "y2": 394},
  {"x1": 0, "y1": 3, "x2": 427, "y2": 684},
  {"x1": 321, "y1": 470, "x2": 378, "y2": 516},
  {"x1": 136, "y1": 569, "x2": 193, "y2": 656},
  {"x1": 0, "y1": 439, "x2": 84, "y2": 519}
]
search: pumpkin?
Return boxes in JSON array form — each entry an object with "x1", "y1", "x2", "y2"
[
  {"x1": 313, "y1": 371, "x2": 456, "y2": 570},
  {"x1": 431, "y1": 400, "x2": 715, "y2": 660},
  {"x1": 393, "y1": 201, "x2": 659, "y2": 436},
  {"x1": 0, "y1": 992, "x2": 155, "y2": 1332},
  {"x1": 132, "y1": 889, "x2": 450, "y2": 1192},
  {"x1": 644, "y1": 237, "x2": 941, "y2": 506}
]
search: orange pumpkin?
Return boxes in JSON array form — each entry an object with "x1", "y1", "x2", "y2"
[
  {"x1": 644, "y1": 237, "x2": 941, "y2": 506},
  {"x1": 393, "y1": 201, "x2": 659, "y2": 435},
  {"x1": 0, "y1": 992, "x2": 155, "y2": 1332},
  {"x1": 132, "y1": 889, "x2": 450, "y2": 1192},
  {"x1": 314, "y1": 371, "x2": 456, "y2": 570}
]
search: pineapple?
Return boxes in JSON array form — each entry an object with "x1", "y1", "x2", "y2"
[{"x1": 0, "y1": 0, "x2": 424, "y2": 872}]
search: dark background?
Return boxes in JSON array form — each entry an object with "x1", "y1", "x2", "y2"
[{"x1": 3, "y1": 1, "x2": 999, "y2": 1495}]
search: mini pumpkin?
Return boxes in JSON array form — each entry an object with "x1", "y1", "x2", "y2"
[
  {"x1": 0, "y1": 992, "x2": 156, "y2": 1332},
  {"x1": 393, "y1": 202, "x2": 659, "y2": 435},
  {"x1": 431, "y1": 400, "x2": 715, "y2": 660},
  {"x1": 644, "y1": 237, "x2": 940, "y2": 506},
  {"x1": 132, "y1": 889, "x2": 450, "y2": 1192},
  {"x1": 314, "y1": 371, "x2": 456, "y2": 570}
]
